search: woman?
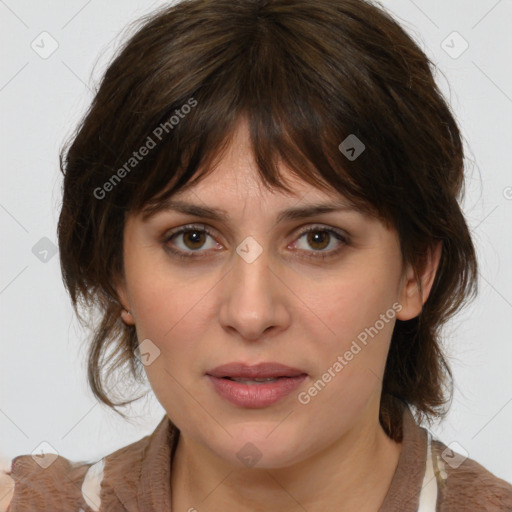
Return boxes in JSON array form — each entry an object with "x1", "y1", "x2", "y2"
[{"x1": 2, "y1": 0, "x2": 511, "y2": 510}]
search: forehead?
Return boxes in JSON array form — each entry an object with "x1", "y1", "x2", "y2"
[{"x1": 169, "y1": 117, "x2": 343, "y2": 207}]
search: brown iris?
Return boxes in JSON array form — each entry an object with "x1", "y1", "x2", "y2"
[
  {"x1": 306, "y1": 230, "x2": 330, "y2": 251},
  {"x1": 183, "y1": 230, "x2": 207, "y2": 250}
]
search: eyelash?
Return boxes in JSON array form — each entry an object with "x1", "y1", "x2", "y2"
[{"x1": 161, "y1": 223, "x2": 349, "y2": 262}]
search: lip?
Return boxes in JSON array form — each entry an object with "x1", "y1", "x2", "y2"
[
  {"x1": 206, "y1": 362, "x2": 307, "y2": 379},
  {"x1": 205, "y1": 362, "x2": 308, "y2": 408},
  {"x1": 207, "y1": 374, "x2": 308, "y2": 408}
]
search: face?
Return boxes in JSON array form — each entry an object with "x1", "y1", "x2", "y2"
[{"x1": 117, "y1": 118, "x2": 436, "y2": 469}]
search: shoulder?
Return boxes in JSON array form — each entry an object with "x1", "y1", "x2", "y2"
[
  {"x1": 430, "y1": 438, "x2": 512, "y2": 511},
  {"x1": 0, "y1": 427, "x2": 156, "y2": 512},
  {"x1": 0, "y1": 456, "x2": 14, "y2": 512},
  {"x1": 1, "y1": 451, "x2": 101, "y2": 512}
]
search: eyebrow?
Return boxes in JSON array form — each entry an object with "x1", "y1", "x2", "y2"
[{"x1": 142, "y1": 198, "x2": 367, "y2": 223}]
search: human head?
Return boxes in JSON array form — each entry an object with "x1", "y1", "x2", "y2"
[{"x1": 58, "y1": 0, "x2": 478, "y2": 441}]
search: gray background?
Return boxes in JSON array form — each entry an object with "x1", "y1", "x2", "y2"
[{"x1": 1, "y1": 0, "x2": 511, "y2": 484}]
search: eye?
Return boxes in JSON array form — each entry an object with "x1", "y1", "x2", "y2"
[
  {"x1": 161, "y1": 223, "x2": 349, "y2": 261},
  {"x1": 291, "y1": 225, "x2": 348, "y2": 260},
  {"x1": 162, "y1": 224, "x2": 220, "y2": 260}
]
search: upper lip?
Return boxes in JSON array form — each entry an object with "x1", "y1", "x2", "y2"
[{"x1": 206, "y1": 362, "x2": 307, "y2": 379}]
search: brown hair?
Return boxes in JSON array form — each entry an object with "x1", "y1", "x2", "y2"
[{"x1": 58, "y1": 0, "x2": 478, "y2": 440}]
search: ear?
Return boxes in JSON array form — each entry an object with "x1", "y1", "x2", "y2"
[
  {"x1": 396, "y1": 241, "x2": 442, "y2": 321},
  {"x1": 114, "y1": 278, "x2": 135, "y2": 326}
]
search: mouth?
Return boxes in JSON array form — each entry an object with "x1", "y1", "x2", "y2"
[{"x1": 206, "y1": 362, "x2": 308, "y2": 408}]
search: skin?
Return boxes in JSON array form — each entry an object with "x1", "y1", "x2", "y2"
[{"x1": 117, "y1": 117, "x2": 442, "y2": 512}]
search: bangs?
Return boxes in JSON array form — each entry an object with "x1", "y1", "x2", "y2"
[
  {"x1": 135, "y1": 107, "x2": 382, "y2": 223},
  {"x1": 91, "y1": 2, "x2": 399, "y2": 225}
]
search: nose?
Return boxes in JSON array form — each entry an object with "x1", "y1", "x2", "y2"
[{"x1": 218, "y1": 239, "x2": 291, "y2": 341}]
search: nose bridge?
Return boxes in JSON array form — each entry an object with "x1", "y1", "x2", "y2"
[
  {"x1": 219, "y1": 235, "x2": 286, "y2": 339},
  {"x1": 232, "y1": 235, "x2": 273, "y2": 307}
]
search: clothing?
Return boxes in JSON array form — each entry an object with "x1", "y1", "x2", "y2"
[{"x1": 4, "y1": 402, "x2": 512, "y2": 511}]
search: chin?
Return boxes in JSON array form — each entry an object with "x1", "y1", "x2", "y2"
[{"x1": 215, "y1": 426, "x2": 305, "y2": 469}]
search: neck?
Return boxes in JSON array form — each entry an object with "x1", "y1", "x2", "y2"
[{"x1": 170, "y1": 400, "x2": 402, "y2": 512}]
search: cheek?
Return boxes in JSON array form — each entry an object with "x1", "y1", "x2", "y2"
[
  {"x1": 127, "y1": 272, "x2": 211, "y2": 416},
  {"x1": 125, "y1": 251, "x2": 209, "y2": 341},
  {"x1": 314, "y1": 267, "x2": 398, "y2": 347},
  {"x1": 126, "y1": 266, "x2": 218, "y2": 383},
  {"x1": 299, "y1": 261, "x2": 400, "y2": 402}
]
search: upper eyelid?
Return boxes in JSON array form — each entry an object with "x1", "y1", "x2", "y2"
[{"x1": 164, "y1": 221, "x2": 347, "y2": 234}]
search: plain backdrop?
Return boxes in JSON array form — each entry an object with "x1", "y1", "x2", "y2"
[{"x1": 1, "y1": 0, "x2": 511, "y2": 484}]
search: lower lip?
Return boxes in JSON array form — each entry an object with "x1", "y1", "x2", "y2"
[{"x1": 206, "y1": 375, "x2": 307, "y2": 408}]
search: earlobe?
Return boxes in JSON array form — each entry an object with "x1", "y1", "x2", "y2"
[
  {"x1": 120, "y1": 309, "x2": 135, "y2": 326},
  {"x1": 114, "y1": 279, "x2": 135, "y2": 326},
  {"x1": 396, "y1": 241, "x2": 442, "y2": 321}
]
